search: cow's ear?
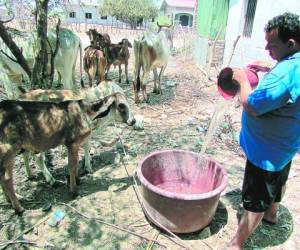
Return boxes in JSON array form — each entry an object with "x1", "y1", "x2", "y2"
[
  {"x1": 90, "y1": 100, "x2": 104, "y2": 112},
  {"x1": 90, "y1": 94, "x2": 115, "y2": 113},
  {"x1": 93, "y1": 105, "x2": 111, "y2": 119},
  {"x1": 128, "y1": 42, "x2": 132, "y2": 48}
]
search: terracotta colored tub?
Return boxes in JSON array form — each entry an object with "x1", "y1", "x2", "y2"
[{"x1": 137, "y1": 149, "x2": 228, "y2": 233}]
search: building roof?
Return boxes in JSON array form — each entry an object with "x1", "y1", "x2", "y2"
[{"x1": 165, "y1": 0, "x2": 195, "y2": 8}]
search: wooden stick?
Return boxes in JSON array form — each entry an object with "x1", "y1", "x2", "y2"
[
  {"x1": 146, "y1": 230, "x2": 160, "y2": 250},
  {"x1": 206, "y1": 25, "x2": 224, "y2": 77},
  {"x1": 0, "y1": 240, "x2": 36, "y2": 248},
  {"x1": 227, "y1": 35, "x2": 241, "y2": 66}
]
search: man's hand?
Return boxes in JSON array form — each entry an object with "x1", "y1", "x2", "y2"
[
  {"x1": 232, "y1": 68, "x2": 256, "y2": 115},
  {"x1": 232, "y1": 68, "x2": 249, "y2": 86},
  {"x1": 247, "y1": 60, "x2": 273, "y2": 72}
]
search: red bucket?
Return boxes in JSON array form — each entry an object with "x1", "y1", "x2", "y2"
[{"x1": 217, "y1": 67, "x2": 259, "y2": 99}]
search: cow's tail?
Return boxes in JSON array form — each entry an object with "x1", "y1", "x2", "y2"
[
  {"x1": 79, "y1": 40, "x2": 84, "y2": 88},
  {"x1": 135, "y1": 40, "x2": 142, "y2": 92}
]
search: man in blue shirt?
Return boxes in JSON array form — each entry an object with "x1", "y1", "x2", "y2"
[{"x1": 228, "y1": 12, "x2": 300, "y2": 250}]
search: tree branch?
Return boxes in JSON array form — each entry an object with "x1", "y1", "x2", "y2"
[{"x1": 0, "y1": 22, "x2": 32, "y2": 79}]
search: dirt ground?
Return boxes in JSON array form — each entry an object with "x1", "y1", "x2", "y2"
[{"x1": 1, "y1": 30, "x2": 300, "y2": 250}]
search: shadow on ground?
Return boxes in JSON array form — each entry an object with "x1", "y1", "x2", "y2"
[
  {"x1": 0, "y1": 149, "x2": 133, "y2": 213},
  {"x1": 0, "y1": 148, "x2": 136, "y2": 249}
]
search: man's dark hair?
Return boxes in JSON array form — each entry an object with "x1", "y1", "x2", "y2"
[{"x1": 265, "y1": 12, "x2": 300, "y2": 44}]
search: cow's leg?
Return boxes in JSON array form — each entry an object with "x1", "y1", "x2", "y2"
[
  {"x1": 0, "y1": 150, "x2": 24, "y2": 214},
  {"x1": 23, "y1": 151, "x2": 33, "y2": 179},
  {"x1": 83, "y1": 141, "x2": 92, "y2": 173},
  {"x1": 152, "y1": 68, "x2": 159, "y2": 94},
  {"x1": 142, "y1": 71, "x2": 150, "y2": 102},
  {"x1": 158, "y1": 65, "x2": 167, "y2": 94},
  {"x1": 125, "y1": 63, "x2": 129, "y2": 84},
  {"x1": 57, "y1": 71, "x2": 62, "y2": 85},
  {"x1": 36, "y1": 153, "x2": 56, "y2": 185},
  {"x1": 72, "y1": 68, "x2": 76, "y2": 88},
  {"x1": 98, "y1": 57, "x2": 106, "y2": 84},
  {"x1": 133, "y1": 80, "x2": 140, "y2": 103},
  {"x1": 67, "y1": 144, "x2": 79, "y2": 197},
  {"x1": 88, "y1": 67, "x2": 96, "y2": 87},
  {"x1": 105, "y1": 64, "x2": 111, "y2": 80},
  {"x1": 118, "y1": 65, "x2": 122, "y2": 83}
]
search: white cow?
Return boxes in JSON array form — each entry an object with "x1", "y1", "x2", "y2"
[
  {"x1": 0, "y1": 27, "x2": 82, "y2": 90},
  {"x1": 133, "y1": 31, "x2": 170, "y2": 103}
]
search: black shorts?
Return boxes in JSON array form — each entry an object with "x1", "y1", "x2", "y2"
[{"x1": 242, "y1": 160, "x2": 291, "y2": 212}]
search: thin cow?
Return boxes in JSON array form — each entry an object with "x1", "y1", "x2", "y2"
[
  {"x1": 83, "y1": 47, "x2": 106, "y2": 86},
  {"x1": 19, "y1": 80, "x2": 136, "y2": 184},
  {"x1": 133, "y1": 32, "x2": 170, "y2": 103},
  {"x1": 105, "y1": 38, "x2": 132, "y2": 84},
  {"x1": 0, "y1": 81, "x2": 136, "y2": 214}
]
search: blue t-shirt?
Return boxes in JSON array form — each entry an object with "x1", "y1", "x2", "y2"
[{"x1": 240, "y1": 51, "x2": 300, "y2": 172}]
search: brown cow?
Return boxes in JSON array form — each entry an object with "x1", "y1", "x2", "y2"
[
  {"x1": 83, "y1": 29, "x2": 112, "y2": 87},
  {"x1": 105, "y1": 38, "x2": 132, "y2": 84},
  {"x1": 0, "y1": 82, "x2": 136, "y2": 214},
  {"x1": 83, "y1": 47, "x2": 106, "y2": 86}
]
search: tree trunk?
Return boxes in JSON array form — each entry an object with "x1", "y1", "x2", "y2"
[
  {"x1": 0, "y1": 22, "x2": 32, "y2": 79},
  {"x1": 31, "y1": 0, "x2": 49, "y2": 88}
]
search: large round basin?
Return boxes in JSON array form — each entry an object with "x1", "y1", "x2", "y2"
[{"x1": 137, "y1": 149, "x2": 228, "y2": 233}]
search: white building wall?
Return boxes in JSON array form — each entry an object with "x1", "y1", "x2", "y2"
[
  {"x1": 65, "y1": 4, "x2": 116, "y2": 25},
  {"x1": 164, "y1": 6, "x2": 194, "y2": 26},
  {"x1": 223, "y1": 0, "x2": 300, "y2": 68}
]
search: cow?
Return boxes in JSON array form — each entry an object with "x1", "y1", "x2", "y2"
[
  {"x1": 83, "y1": 29, "x2": 111, "y2": 87},
  {"x1": 105, "y1": 38, "x2": 132, "y2": 84},
  {"x1": 133, "y1": 32, "x2": 170, "y2": 103},
  {"x1": 0, "y1": 27, "x2": 83, "y2": 90},
  {"x1": 83, "y1": 47, "x2": 106, "y2": 87},
  {"x1": 0, "y1": 81, "x2": 136, "y2": 214},
  {"x1": 84, "y1": 31, "x2": 132, "y2": 85}
]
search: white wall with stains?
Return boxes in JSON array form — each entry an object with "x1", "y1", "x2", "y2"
[{"x1": 223, "y1": 0, "x2": 300, "y2": 68}]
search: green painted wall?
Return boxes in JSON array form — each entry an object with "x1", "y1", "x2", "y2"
[{"x1": 196, "y1": 0, "x2": 229, "y2": 39}]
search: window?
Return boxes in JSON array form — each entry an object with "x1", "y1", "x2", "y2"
[
  {"x1": 85, "y1": 13, "x2": 92, "y2": 19},
  {"x1": 243, "y1": 0, "x2": 257, "y2": 38},
  {"x1": 101, "y1": 16, "x2": 107, "y2": 20},
  {"x1": 69, "y1": 12, "x2": 76, "y2": 18}
]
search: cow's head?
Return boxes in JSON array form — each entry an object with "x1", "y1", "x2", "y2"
[
  {"x1": 88, "y1": 93, "x2": 135, "y2": 127},
  {"x1": 118, "y1": 38, "x2": 132, "y2": 48},
  {"x1": 96, "y1": 33, "x2": 111, "y2": 48},
  {"x1": 86, "y1": 29, "x2": 98, "y2": 47}
]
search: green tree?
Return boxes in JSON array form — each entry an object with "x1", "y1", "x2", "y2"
[{"x1": 99, "y1": 0, "x2": 158, "y2": 29}]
